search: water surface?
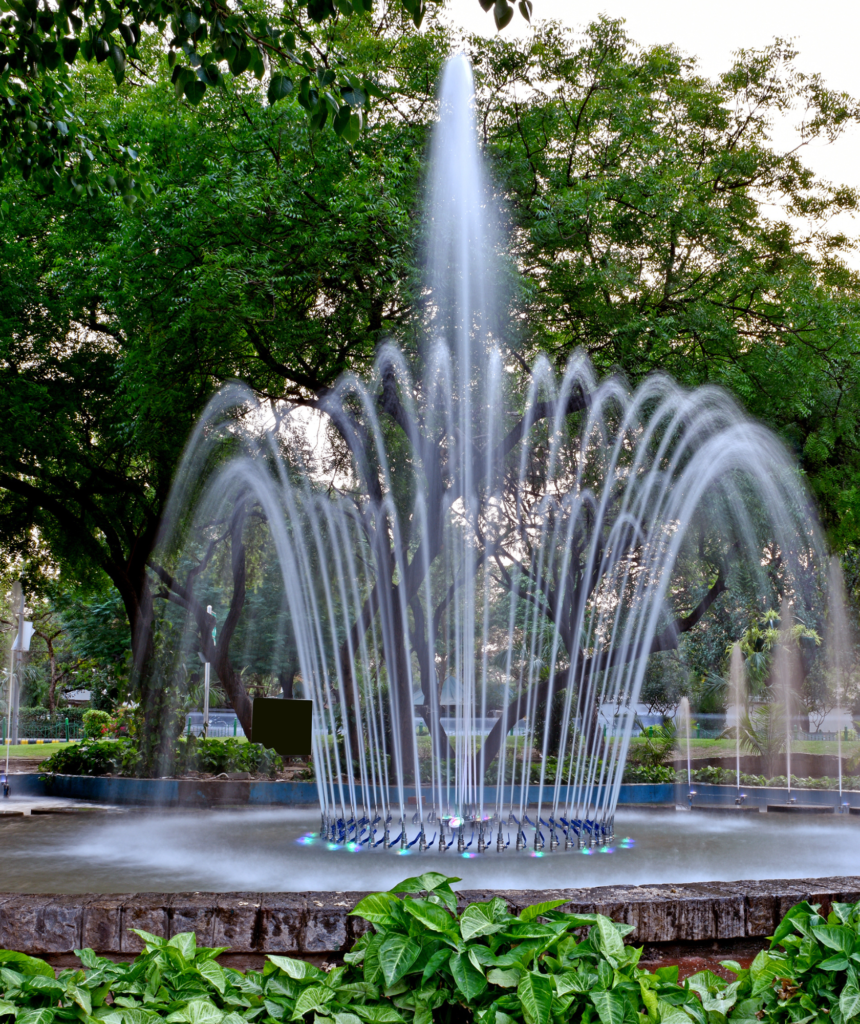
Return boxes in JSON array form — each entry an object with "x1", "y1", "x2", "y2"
[{"x1": 0, "y1": 807, "x2": 855, "y2": 893}]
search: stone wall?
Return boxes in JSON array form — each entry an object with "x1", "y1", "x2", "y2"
[{"x1": 1, "y1": 876, "x2": 858, "y2": 967}]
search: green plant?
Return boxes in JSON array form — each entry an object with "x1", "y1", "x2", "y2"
[
  {"x1": 40, "y1": 735, "x2": 283, "y2": 779},
  {"x1": 623, "y1": 763, "x2": 677, "y2": 784},
  {"x1": 41, "y1": 738, "x2": 141, "y2": 777},
  {"x1": 629, "y1": 721, "x2": 678, "y2": 769},
  {"x1": 82, "y1": 708, "x2": 113, "y2": 738},
  {"x1": 738, "y1": 704, "x2": 788, "y2": 777},
  {"x1": 340, "y1": 873, "x2": 711, "y2": 1024}
]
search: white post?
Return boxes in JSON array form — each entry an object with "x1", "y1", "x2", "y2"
[
  {"x1": 4, "y1": 581, "x2": 23, "y2": 776},
  {"x1": 203, "y1": 604, "x2": 213, "y2": 739}
]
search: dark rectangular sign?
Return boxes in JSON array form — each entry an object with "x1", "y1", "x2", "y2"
[{"x1": 251, "y1": 698, "x2": 313, "y2": 757}]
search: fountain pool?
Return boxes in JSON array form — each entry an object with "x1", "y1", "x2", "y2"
[{"x1": 0, "y1": 806, "x2": 856, "y2": 893}]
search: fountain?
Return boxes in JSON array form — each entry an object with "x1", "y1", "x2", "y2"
[
  {"x1": 827, "y1": 558, "x2": 852, "y2": 812},
  {"x1": 153, "y1": 55, "x2": 829, "y2": 855},
  {"x1": 729, "y1": 643, "x2": 746, "y2": 804},
  {"x1": 678, "y1": 696, "x2": 693, "y2": 809},
  {"x1": 771, "y1": 602, "x2": 801, "y2": 803}
]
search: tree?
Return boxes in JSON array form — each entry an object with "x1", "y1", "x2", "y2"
[
  {"x1": 475, "y1": 19, "x2": 860, "y2": 547},
  {"x1": 0, "y1": 4, "x2": 443, "y2": 699},
  {"x1": 0, "y1": 0, "x2": 530, "y2": 196}
]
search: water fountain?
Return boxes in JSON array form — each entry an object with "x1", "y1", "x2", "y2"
[
  {"x1": 729, "y1": 643, "x2": 746, "y2": 804},
  {"x1": 827, "y1": 558, "x2": 851, "y2": 812},
  {"x1": 154, "y1": 55, "x2": 828, "y2": 856},
  {"x1": 772, "y1": 602, "x2": 801, "y2": 804},
  {"x1": 678, "y1": 696, "x2": 694, "y2": 809}
]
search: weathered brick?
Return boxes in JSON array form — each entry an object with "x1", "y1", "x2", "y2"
[
  {"x1": 258, "y1": 893, "x2": 305, "y2": 954},
  {"x1": 169, "y1": 893, "x2": 218, "y2": 946},
  {"x1": 213, "y1": 893, "x2": 262, "y2": 951},
  {"x1": 82, "y1": 895, "x2": 125, "y2": 953},
  {"x1": 120, "y1": 894, "x2": 171, "y2": 953}
]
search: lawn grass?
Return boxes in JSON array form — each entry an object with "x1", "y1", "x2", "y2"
[
  {"x1": 633, "y1": 736, "x2": 860, "y2": 760},
  {"x1": 2, "y1": 740, "x2": 81, "y2": 759}
]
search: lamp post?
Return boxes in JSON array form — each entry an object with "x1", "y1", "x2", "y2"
[
  {"x1": 4, "y1": 581, "x2": 33, "y2": 794},
  {"x1": 203, "y1": 605, "x2": 216, "y2": 740}
]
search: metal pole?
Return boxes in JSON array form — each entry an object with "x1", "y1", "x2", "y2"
[
  {"x1": 4, "y1": 581, "x2": 23, "y2": 777},
  {"x1": 203, "y1": 661, "x2": 210, "y2": 740},
  {"x1": 203, "y1": 604, "x2": 213, "y2": 741}
]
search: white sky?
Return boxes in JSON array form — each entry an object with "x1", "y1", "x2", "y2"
[{"x1": 444, "y1": 0, "x2": 860, "y2": 251}]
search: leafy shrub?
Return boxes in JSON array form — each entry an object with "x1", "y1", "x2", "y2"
[
  {"x1": 176, "y1": 735, "x2": 283, "y2": 776},
  {"x1": 622, "y1": 763, "x2": 677, "y2": 784},
  {"x1": 688, "y1": 766, "x2": 860, "y2": 790},
  {"x1": 1, "y1": 877, "x2": 859, "y2": 1024},
  {"x1": 82, "y1": 708, "x2": 113, "y2": 738},
  {"x1": 41, "y1": 736, "x2": 282, "y2": 778},
  {"x1": 40, "y1": 738, "x2": 140, "y2": 776}
]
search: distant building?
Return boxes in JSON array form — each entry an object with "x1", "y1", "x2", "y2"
[{"x1": 63, "y1": 690, "x2": 91, "y2": 706}]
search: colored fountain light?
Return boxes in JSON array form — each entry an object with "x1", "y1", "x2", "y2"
[{"x1": 157, "y1": 56, "x2": 829, "y2": 856}]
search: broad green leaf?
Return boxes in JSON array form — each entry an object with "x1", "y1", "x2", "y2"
[
  {"x1": 25, "y1": 976, "x2": 64, "y2": 995},
  {"x1": 351, "y1": 893, "x2": 401, "y2": 924},
  {"x1": 840, "y1": 981, "x2": 860, "y2": 1021},
  {"x1": 0, "y1": 1003, "x2": 18, "y2": 1019},
  {"x1": 421, "y1": 948, "x2": 450, "y2": 984},
  {"x1": 333, "y1": 1016, "x2": 363, "y2": 1024},
  {"x1": 0, "y1": 952, "x2": 54, "y2": 978},
  {"x1": 519, "y1": 900, "x2": 566, "y2": 923},
  {"x1": 403, "y1": 899, "x2": 456, "y2": 935},
  {"x1": 517, "y1": 971, "x2": 553, "y2": 1024},
  {"x1": 813, "y1": 927, "x2": 855, "y2": 954},
  {"x1": 17, "y1": 1013, "x2": 55, "y2": 1024},
  {"x1": 461, "y1": 903, "x2": 507, "y2": 941},
  {"x1": 350, "y1": 1008, "x2": 404, "y2": 1023},
  {"x1": 639, "y1": 979, "x2": 659, "y2": 1020},
  {"x1": 267, "y1": 955, "x2": 323, "y2": 980},
  {"x1": 555, "y1": 973, "x2": 594, "y2": 996},
  {"x1": 291, "y1": 985, "x2": 335, "y2": 1019},
  {"x1": 686, "y1": 973, "x2": 739, "y2": 1014},
  {"x1": 363, "y1": 932, "x2": 384, "y2": 986},
  {"x1": 655, "y1": 966, "x2": 679, "y2": 985},
  {"x1": 117, "y1": 1009, "x2": 163, "y2": 1024},
  {"x1": 67, "y1": 983, "x2": 92, "y2": 1016},
  {"x1": 686, "y1": 971, "x2": 727, "y2": 997},
  {"x1": 198, "y1": 959, "x2": 226, "y2": 994},
  {"x1": 487, "y1": 968, "x2": 521, "y2": 988},
  {"x1": 594, "y1": 916, "x2": 626, "y2": 964},
  {"x1": 771, "y1": 903, "x2": 820, "y2": 946},
  {"x1": 167, "y1": 932, "x2": 197, "y2": 959},
  {"x1": 657, "y1": 1002, "x2": 693, "y2": 1024},
  {"x1": 591, "y1": 990, "x2": 628, "y2": 1024},
  {"x1": 177, "y1": 1001, "x2": 223, "y2": 1024},
  {"x1": 391, "y1": 874, "x2": 460, "y2": 894},
  {"x1": 819, "y1": 955, "x2": 851, "y2": 971},
  {"x1": 469, "y1": 947, "x2": 526, "y2": 969},
  {"x1": 268, "y1": 75, "x2": 294, "y2": 105},
  {"x1": 833, "y1": 905, "x2": 858, "y2": 925},
  {"x1": 449, "y1": 952, "x2": 487, "y2": 1001},
  {"x1": 379, "y1": 934, "x2": 421, "y2": 987}
]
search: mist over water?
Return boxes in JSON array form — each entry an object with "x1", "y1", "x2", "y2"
[
  {"x1": 1, "y1": 809, "x2": 857, "y2": 893},
  {"x1": 153, "y1": 55, "x2": 829, "y2": 859}
]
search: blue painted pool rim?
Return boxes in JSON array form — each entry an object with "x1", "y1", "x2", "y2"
[{"x1": 7, "y1": 773, "x2": 860, "y2": 810}]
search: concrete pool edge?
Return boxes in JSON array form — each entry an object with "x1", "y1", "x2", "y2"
[
  {"x1": 11, "y1": 775, "x2": 678, "y2": 806},
  {"x1": 12, "y1": 774, "x2": 860, "y2": 808},
  {"x1": 1, "y1": 875, "x2": 858, "y2": 964}
]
